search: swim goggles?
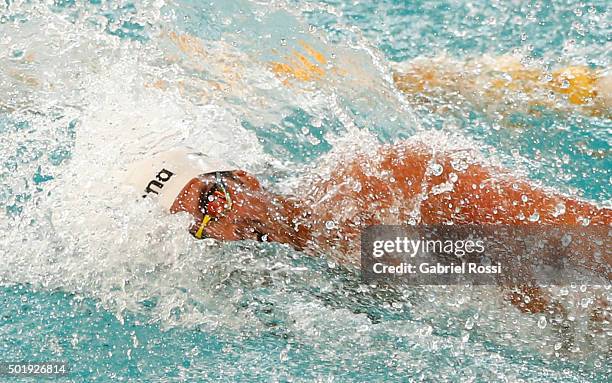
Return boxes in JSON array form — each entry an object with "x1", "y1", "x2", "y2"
[{"x1": 194, "y1": 172, "x2": 233, "y2": 239}]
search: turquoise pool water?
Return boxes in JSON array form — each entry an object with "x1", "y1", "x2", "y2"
[{"x1": 1, "y1": 0, "x2": 610, "y2": 382}]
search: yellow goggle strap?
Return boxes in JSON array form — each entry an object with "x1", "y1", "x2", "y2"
[{"x1": 195, "y1": 214, "x2": 212, "y2": 239}]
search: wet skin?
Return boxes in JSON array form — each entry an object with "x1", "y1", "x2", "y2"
[
  {"x1": 172, "y1": 143, "x2": 609, "y2": 259},
  {"x1": 170, "y1": 142, "x2": 610, "y2": 314}
]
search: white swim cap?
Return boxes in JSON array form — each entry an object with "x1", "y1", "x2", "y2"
[{"x1": 124, "y1": 147, "x2": 235, "y2": 210}]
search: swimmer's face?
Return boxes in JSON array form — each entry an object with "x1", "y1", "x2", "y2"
[{"x1": 171, "y1": 170, "x2": 276, "y2": 241}]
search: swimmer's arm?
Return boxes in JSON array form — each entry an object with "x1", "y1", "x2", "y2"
[
  {"x1": 393, "y1": 56, "x2": 610, "y2": 117},
  {"x1": 416, "y1": 153, "x2": 609, "y2": 226},
  {"x1": 378, "y1": 144, "x2": 610, "y2": 274},
  {"x1": 327, "y1": 143, "x2": 609, "y2": 226}
]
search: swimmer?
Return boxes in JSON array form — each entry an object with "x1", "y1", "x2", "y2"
[
  {"x1": 125, "y1": 145, "x2": 610, "y2": 310},
  {"x1": 393, "y1": 55, "x2": 611, "y2": 120},
  {"x1": 156, "y1": 32, "x2": 610, "y2": 123},
  {"x1": 264, "y1": 39, "x2": 610, "y2": 119}
]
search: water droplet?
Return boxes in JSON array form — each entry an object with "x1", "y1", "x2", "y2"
[
  {"x1": 280, "y1": 38, "x2": 287, "y2": 46},
  {"x1": 430, "y1": 163, "x2": 443, "y2": 176},
  {"x1": 554, "y1": 342, "x2": 562, "y2": 351},
  {"x1": 562, "y1": 154, "x2": 570, "y2": 164},
  {"x1": 449, "y1": 173, "x2": 458, "y2": 183},
  {"x1": 528, "y1": 211, "x2": 540, "y2": 222},
  {"x1": 419, "y1": 325, "x2": 433, "y2": 336},
  {"x1": 552, "y1": 202, "x2": 566, "y2": 217},
  {"x1": 451, "y1": 159, "x2": 468, "y2": 172},
  {"x1": 279, "y1": 345, "x2": 290, "y2": 362},
  {"x1": 537, "y1": 316, "x2": 547, "y2": 329},
  {"x1": 465, "y1": 317, "x2": 474, "y2": 330},
  {"x1": 311, "y1": 117, "x2": 322, "y2": 127},
  {"x1": 431, "y1": 182, "x2": 454, "y2": 195},
  {"x1": 132, "y1": 333, "x2": 139, "y2": 348},
  {"x1": 307, "y1": 135, "x2": 321, "y2": 145},
  {"x1": 71, "y1": 334, "x2": 79, "y2": 347},
  {"x1": 521, "y1": 194, "x2": 529, "y2": 203},
  {"x1": 325, "y1": 220, "x2": 336, "y2": 230},
  {"x1": 561, "y1": 234, "x2": 572, "y2": 247},
  {"x1": 560, "y1": 79, "x2": 570, "y2": 89}
]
